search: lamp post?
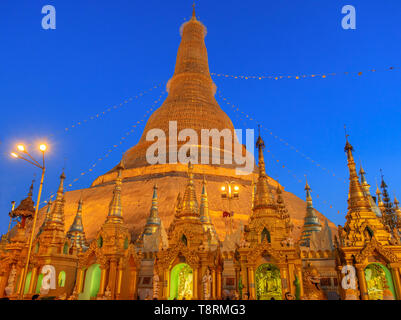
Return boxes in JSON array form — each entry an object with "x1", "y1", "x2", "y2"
[
  {"x1": 11, "y1": 143, "x2": 47, "y2": 299},
  {"x1": 220, "y1": 181, "x2": 240, "y2": 235},
  {"x1": 7, "y1": 201, "x2": 16, "y2": 238}
]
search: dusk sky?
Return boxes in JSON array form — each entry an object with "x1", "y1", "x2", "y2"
[{"x1": 1, "y1": 0, "x2": 401, "y2": 234}]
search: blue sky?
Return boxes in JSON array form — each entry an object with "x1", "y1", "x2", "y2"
[{"x1": 1, "y1": 0, "x2": 400, "y2": 234}]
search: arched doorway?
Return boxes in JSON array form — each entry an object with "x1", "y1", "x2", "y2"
[
  {"x1": 255, "y1": 263, "x2": 282, "y2": 300},
  {"x1": 79, "y1": 264, "x2": 101, "y2": 300},
  {"x1": 169, "y1": 263, "x2": 193, "y2": 300},
  {"x1": 365, "y1": 263, "x2": 396, "y2": 300}
]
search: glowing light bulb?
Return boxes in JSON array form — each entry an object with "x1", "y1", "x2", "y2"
[
  {"x1": 11, "y1": 153, "x2": 18, "y2": 158},
  {"x1": 221, "y1": 186, "x2": 226, "y2": 192},
  {"x1": 39, "y1": 144, "x2": 47, "y2": 152},
  {"x1": 234, "y1": 186, "x2": 239, "y2": 191},
  {"x1": 17, "y1": 145, "x2": 25, "y2": 152}
]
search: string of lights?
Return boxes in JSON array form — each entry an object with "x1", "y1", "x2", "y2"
[
  {"x1": 211, "y1": 66, "x2": 398, "y2": 81},
  {"x1": 49, "y1": 83, "x2": 164, "y2": 137},
  {"x1": 229, "y1": 97, "x2": 340, "y2": 214},
  {"x1": 40, "y1": 92, "x2": 166, "y2": 205},
  {"x1": 217, "y1": 91, "x2": 347, "y2": 185}
]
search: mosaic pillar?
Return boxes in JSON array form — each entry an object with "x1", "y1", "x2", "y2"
[
  {"x1": 217, "y1": 268, "x2": 222, "y2": 300},
  {"x1": 248, "y1": 266, "x2": 256, "y2": 300},
  {"x1": 76, "y1": 269, "x2": 84, "y2": 293},
  {"x1": 193, "y1": 268, "x2": 199, "y2": 299},
  {"x1": 211, "y1": 269, "x2": 216, "y2": 299},
  {"x1": 163, "y1": 269, "x2": 169, "y2": 299},
  {"x1": 108, "y1": 259, "x2": 117, "y2": 299},
  {"x1": 355, "y1": 265, "x2": 368, "y2": 300},
  {"x1": 28, "y1": 267, "x2": 38, "y2": 294},
  {"x1": 97, "y1": 266, "x2": 107, "y2": 297},
  {"x1": 389, "y1": 264, "x2": 401, "y2": 300},
  {"x1": 116, "y1": 262, "x2": 124, "y2": 300}
]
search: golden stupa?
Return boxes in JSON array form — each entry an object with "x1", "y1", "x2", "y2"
[{"x1": 34, "y1": 7, "x2": 337, "y2": 242}]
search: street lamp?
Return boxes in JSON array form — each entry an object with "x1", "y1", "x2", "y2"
[
  {"x1": 11, "y1": 143, "x2": 47, "y2": 299},
  {"x1": 220, "y1": 181, "x2": 240, "y2": 235}
]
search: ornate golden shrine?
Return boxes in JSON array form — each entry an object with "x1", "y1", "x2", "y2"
[
  {"x1": 75, "y1": 163, "x2": 142, "y2": 300},
  {"x1": 156, "y1": 163, "x2": 223, "y2": 300},
  {"x1": 335, "y1": 136, "x2": 401, "y2": 300},
  {"x1": 235, "y1": 134, "x2": 303, "y2": 300},
  {"x1": 1, "y1": 5, "x2": 401, "y2": 302}
]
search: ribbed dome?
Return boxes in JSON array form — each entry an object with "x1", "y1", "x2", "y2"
[{"x1": 121, "y1": 14, "x2": 241, "y2": 170}]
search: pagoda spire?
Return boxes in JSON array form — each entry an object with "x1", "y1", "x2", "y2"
[
  {"x1": 199, "y1": 177, "x2": 218, "y2": 244},
  {"x1": 376, "y1": 181, "x2": 385, "y2": 211},
  {"x1": 200, "y1": 177, "x2": 211, "y2": 224},
  {"x1": 143, "y1": 185, "x2": 161, "y2": 236},
  {"x1": 251, "y1": 178, "x2": 256, "y2": 209},
  {"x1": 300, "y1": 179, "x2": 322, "y2": 247},
  {"x1": 46, "y1": 171, "x2": 66, "y2": 230},
  {"x1": 38, "y1": 199, "x2": 53, "y2": 235},
  {"x1": 380, "y1": 171, "x2": 398, "y2": 233},
  {"x1": 178, "y1": 162, "x2": 199, "y2": 217},
  {"x1": 341, "y1": 132, "x2": 391, "y2": 246},
  {"x1": 106, "y1": 161, "x2": 124, "y2": 223},
  {"x1": 359, "y1": 163, "x2": 382, "y2": 218},
  {"x1": 67, "y1": 195, "x2": 87, "y2": 252},
  {"x1": 359, "y1": 163, "x2": 370, "y2": 193},
  {"x1": 344, "y1": 131, "x2": 371, "y2": 211},
  {"x1": 254, "y1": 130, "x2": 274, "y2": 209},
  {"x1": 68, "y1": 195, "x2": 85, "y2": 233},
  {"x1": 192, "y1": 1, "x2": 196, "y2": 20}
]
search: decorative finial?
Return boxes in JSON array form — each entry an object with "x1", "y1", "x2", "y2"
[
  {"x1": 28, "y1": 179, "x2": 35, "y2": 197},
  {"x1": 192, "y1": 1, "x2": 196, "y2": 18},
  {"x1": 305, "y1": 176, "x2": 311, "y2": 191},
  {"x1": 344, "y1": 124, "x2": 349, "y2": 142},
  {"x1": 380, "y1": 169, "x2": 387, "y2": 189},
  {"x1": 344, "y1": 125, "x2": 353, "y2": 152},
  {"x1": 256, "y1": 126, "x2": 265, "y2": 150}
]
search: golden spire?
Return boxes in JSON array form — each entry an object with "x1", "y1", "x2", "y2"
[
  {"x1": 343, "y1": 131, "x2": 370, "y2": 211},
  {"x1": 46, "y1": 172, "x2": 66, "y2": 229},
  {"x1": 143, "y1": 185, "x2": 161, "y2": 235},
  {"x1": 300, "y1": 179, "x2": 321, "y2": 246},
  {"x1": 341, "y1": 132, "x2": 391, "y2": 246},
  {"x1": 106, "y1": 161, "x2": 124, "y2": 223},
  {"x1": 67, "y1": 195, "x2": 87, "y2": 252},
  {"x1": 200, "y1": 177, "x2": 210, "y2": 224},
  {"x1": 359, "y1": 162, "x2": 371, "y2": 194},
  {"x1": 192, "y1": 1, "x2": 196, "y2": 20},
  {"x1": 38, "y1": 199, "x2": 53, "y2": 235},
  {"x1": 256, "y1": 125, "x2": 266, "y2": 177},
  {"x1": 179, "y1": 162, "x2": 199, "y2": 217},
  {"x1": 119, "y1": 3, "x2": 238, "y2": 170},
  {"x1": 254, "y1": 130, "x2": 274, "y2": 209},
  {"x1": 251, "y1": 177, "x2": 256, "y2": 209},
  {"x1": 68, "y1": 195, "x2": 84, "y2": 233},
  {"x1": 376, "y1": 180, "x2": 385, "y2": 211}
]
